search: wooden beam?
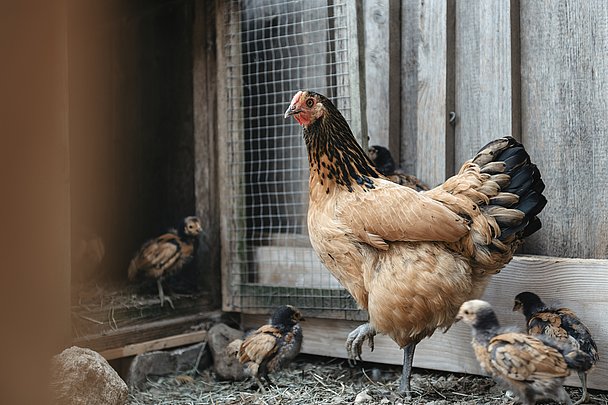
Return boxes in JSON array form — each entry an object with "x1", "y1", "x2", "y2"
[
  {"x1": 243, "y1": 255, "x2": 608, "y2": 390},
  {"x1": 99, "y1": 331, "x2": 207, "y2": 360},
  {"x1": 74, "y1": 311, "x2": 221, "y2": 353}
]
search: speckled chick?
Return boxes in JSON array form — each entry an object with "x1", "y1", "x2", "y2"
[
  {"x1": 236, "y1": 305, "x2": 303, "y2": 391},
  {"x1": 514, "y1": 291, "x2": 599, "y2": 404},
  {"x1": 457, "y1": 300, "x2": 592, "y2": 405}
]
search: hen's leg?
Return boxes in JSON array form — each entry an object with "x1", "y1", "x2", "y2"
[
  {"x1": 156, "y1": 278, "x2": 174, "y2": 309},
  {"x1": 398, "y1": 343, "x2": 417, "y2": 397},
  {"x1": 345, "y1": 323, "x2": 376, "y2": 365},
  {"x1": 574, "y1": 371, "x2": 588, "y2": 405}
]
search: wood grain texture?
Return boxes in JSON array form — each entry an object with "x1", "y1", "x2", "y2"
[
  {"x1": 193, "y1": 0, "x2": 221, "y2": 306},
  {"x1": 216, "y1": 0, "x2": 243, "y2": 311},
  {"x1": 520, "y1": 0, "x2": 608, "y2": 259},
  {"x1": 416, "y1": 0, "x2": 449, "y2": 187},
  {"x1": 454, "y1": 0, "x2": 517, "y2": 169},
  {"x1": 400, "y1": 0, "x2": 420, "y2": 176},
  {"x1": 363, "y1": 0, "x2": 390, "y2": 148},
  {"x1": 243, "y1": 255, "x2": 608, "y2": 390},
  {"x1": 99, "y1": 331, "x2": 207, "y2": 360}
]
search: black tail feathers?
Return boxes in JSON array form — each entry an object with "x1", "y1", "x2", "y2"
[{"x1": 473, "y1": 137, "x2": 546, "y2": 242}]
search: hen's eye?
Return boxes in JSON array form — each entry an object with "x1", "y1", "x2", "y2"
[{"x1": 306, "y1": 98, "x2": 314, "y2": 108}]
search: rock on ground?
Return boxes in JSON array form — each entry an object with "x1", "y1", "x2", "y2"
[
  {"x1": 50, "y1": 346, "x2": 128, "y2": 405},
  {"x1": 127, "y1": 341, "x2": 209, "y2": 389},
  {"x1": 207, "y1": 323, "x2": 246, "y2": 380}
]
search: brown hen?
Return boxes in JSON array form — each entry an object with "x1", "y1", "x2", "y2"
[
  {"x1": 457, "y1": 300, "x2": 592, "y2": 405},
  {"x1": 231, "y1": 305, "x2": 303, "y2": 391},
  {"x1": 514, "y1": 291, "x2": 599, "y2": 404},
  {"x1": 284, "y1": 90, "x2": 546, "y2": 396},
  {"x1": 127, "y1": 216, "x2": 202, "y2": 308}
]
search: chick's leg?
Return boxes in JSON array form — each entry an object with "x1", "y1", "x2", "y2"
[
  {"x1": 156, "y1": 278, "x2": 174, "y2": 309},
  {"x1": 398, "y1": 343, "x2": 417, "y2": 397},
  {"x1": 573, "y1": 371, "x2": 588, "y2": 405},
  {"x1": 345, "y1": 323, "x2": 376, "y2": 365}
]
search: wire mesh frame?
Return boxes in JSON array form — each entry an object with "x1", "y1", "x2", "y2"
[{"x1": 219, "y1": 0, "x2": 367, "y2": 319}]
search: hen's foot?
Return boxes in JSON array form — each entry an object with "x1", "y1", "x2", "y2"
[{"x1": 345, "y1": 323, "x2": 376, "y2": 366}]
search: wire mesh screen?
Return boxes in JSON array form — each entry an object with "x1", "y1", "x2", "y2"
[{"x1": 222, "y1": 0, "x2": 364, "y2": 319}]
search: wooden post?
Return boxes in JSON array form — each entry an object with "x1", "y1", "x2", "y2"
[
  {"x1": 193, "y1": 0, "x2": 221, "y2": 307},
  {"x1": 216, "y1": 0, "x2": 244, "y2": 311}
]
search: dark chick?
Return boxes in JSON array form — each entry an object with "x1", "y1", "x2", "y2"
[
  {"x1": 457, "y1": 300, "x2": 592, "y2": 405},
  {"x1": 514, "y1": 291, "x2": 599, "y2": 404},
  {"x1": 127, "y1": 216, "x2": 202, "y2": 308},
  {"x1": 368, "y1": 145, "x2": 429, "y2": 191},
  {"x1": 234, "y1": 305, "x2": 303, "y2": 392}
]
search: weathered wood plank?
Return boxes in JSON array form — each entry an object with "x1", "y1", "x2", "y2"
[
  {"x1": 454, "y1": 0, "x2": 518, "y2": 168},
  {"x1": 363, "y1": 0, "x2": 389, "y2": 148},
  {"x1": 520, "y1": 0, "x2": 608, "y2": 259},
  {"x1": 74, "y1": 312, "x2": 221, "y2": 354},
  {"x1": 243, "y1": 255, "x2": 608, "y2": 390},
  {"x1": 193, "y1": 1, "x2": 221, "y2": 306},
  {"x1": 400, "y1": 0, "x2": 420, "y2": 176},
  {"x1": 217, "y1": 0, "x2": 243, "y2": 311},
  {"x1": 416, "y1": 0, "x2": 450, "y2": 187},
  {"x1": 99, "y1": 331, "x2": 207, "y2": 361}
]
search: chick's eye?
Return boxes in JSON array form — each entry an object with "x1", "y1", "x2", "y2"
[{"x1": 306, "y1": 98, "x2": 314, "y2": 108}]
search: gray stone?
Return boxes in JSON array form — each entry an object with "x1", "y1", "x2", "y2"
[
  {"x1": 207, "y1": 323, "x2": 246, "y2": 380},
  {"x1": 127, "y1": 341, "x2": 208, "y2": 389},
  {"x1": 50, "y1": 346, "x2": 128, "y2": 405}
]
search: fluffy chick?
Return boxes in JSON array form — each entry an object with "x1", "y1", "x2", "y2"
[
  {"x1": 367, "y1": 145, "x2": 429, "y2": 191},
  {"x1": 127, "y1": 216, "x2": 202, "y2": 308},
  {"x1": 514, "y1": 291, "x2": 599, "y2": 404},
  {"x1": 457, "y1": 299, "x2": 592, "y2": 405},
  {"x1": 233, "y1": 305, "x2": 303, "y2": 391}
]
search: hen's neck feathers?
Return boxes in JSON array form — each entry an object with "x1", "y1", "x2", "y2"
[{"x1": 303, "y1": 101, "x2": 380, "y2": 194}]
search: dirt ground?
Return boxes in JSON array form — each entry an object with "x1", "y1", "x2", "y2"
[{"x1": 128, "y1": 354, "x2": 607, "y2": 405}]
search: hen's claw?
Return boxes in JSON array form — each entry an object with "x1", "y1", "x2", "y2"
[{"x1": 345, "y1": 323, "x2": 376, "y2": 366}]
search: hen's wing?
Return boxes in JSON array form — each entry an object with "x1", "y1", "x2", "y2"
[
  {"x1": 488, "y1": 332, "x2": 569, "y2": 380},
  {"x1": 128, "y1": 233, "x2": 181, "y2": 280},
  {"x1": 238, "y1": 325, "x2": 281, "y2": 365},
  {"x1": 336, "y1": 181, "x2": 470, "y2": 250}
]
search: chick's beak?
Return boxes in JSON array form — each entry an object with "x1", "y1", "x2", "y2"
[
  {"x1": 454, "y1": 313, "x2": 463, "y2": 323},
  {"x1": 512, "y1": 302, "x2": 521, "y2": 312}
]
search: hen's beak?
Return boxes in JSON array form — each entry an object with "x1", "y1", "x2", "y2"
[{"x1": 284, "y1": 104, "x2": 301, "y2": 119}]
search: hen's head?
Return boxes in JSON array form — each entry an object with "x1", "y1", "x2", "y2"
[{"x1": 284, "y1": 90, "x2": 327, "y2": 127}]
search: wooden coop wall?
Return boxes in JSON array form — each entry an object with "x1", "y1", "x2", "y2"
[{"x1": 217, "y1": 0, "x2": 608, "y2": 389}]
